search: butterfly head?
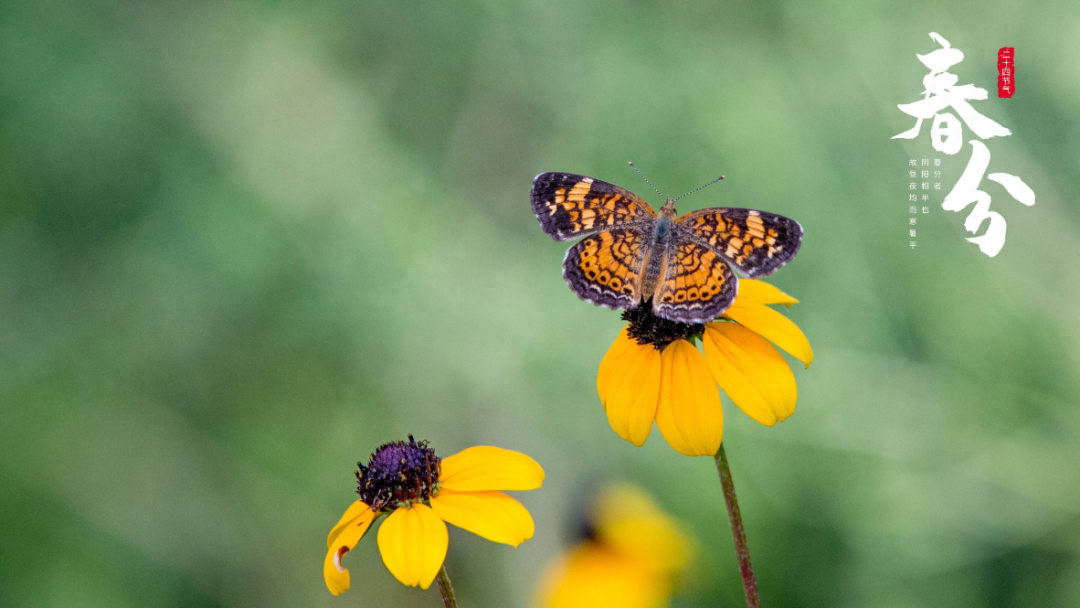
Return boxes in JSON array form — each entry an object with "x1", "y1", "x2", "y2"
[{"x1": 660, "y1": 198, "x2": 678, "y2": 219}]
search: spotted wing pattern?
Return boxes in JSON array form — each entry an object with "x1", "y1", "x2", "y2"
[
  {"x1": 652, "y1": 240, "x2": 738, "y2": 323},
  {"x1": 676, "y1": 208, "x2": 802, "y2": 278},
  {"x1": 562, "y1": 228, "x2": 649, "y2": 310},
  {"x1": 532, "y1": 172, "x2": 656, "y2": 241}
]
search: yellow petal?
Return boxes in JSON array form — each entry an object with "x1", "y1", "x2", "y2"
[
  {"x1": 735, "y1": 279, "x2": 800, "y2": 306},
  {"x1": 724, "y1": 298, "x2": 813, "y2": 368},
  {"x1": 596, "y1": 327, "x2": 661, "y2": 446},
  {"x1": 323, "y1": 506, "x2": 376, "y2": 596},
  {"x1": 534, "y1": 545, "x2": 669, "y2": 608},
  {"x1": 654, "y1": 340, "x2": 723, "y2": 457},
  {"x1": 592, "y1": 483, "x2": 693, "y2": 575},
  {"x1": 377, "y1": 504, "x2": 448, "y2": 589},
  {"x1": 430, "y1": 490, "x2": 535, "y2": 547},
  {"x1": 702, "y1": 323, "x2": 797, "y2": 426},
  {"x1": 597, "y1": 326, "x2": 636, "y2": 401},
  {"x1": 439, "y1": 446, "x2": 545, "y2": 492},
  {"x1": 328, "y1": 500, "x2": 372, "y2": 548}
]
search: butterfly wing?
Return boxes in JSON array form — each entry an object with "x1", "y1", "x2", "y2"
[
  {"x1": 562, "y1": 228, "x2": 651, "y2": 310},
  {"x1": 651, "y1": 239, "x2": 738, "y2": 323},
  {"x1": 532, "y1": 173, "x2": 657, "y2": 241},
  {"x1": 675, "y1": 208, "x2": 802, "y2": 278}
]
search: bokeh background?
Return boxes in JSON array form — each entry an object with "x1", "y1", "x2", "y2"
[{"x1": 3, "y1": 0, "x2": 1079, "y2": 607}]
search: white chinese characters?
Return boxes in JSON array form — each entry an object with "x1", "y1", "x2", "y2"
[{"x1": 893, "y1": 33, "x2": 1034, "y2": 257}]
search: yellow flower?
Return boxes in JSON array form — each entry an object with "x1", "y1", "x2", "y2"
[
  {"x1": 535, "y1": 483, "x2": 693, "y2": 608},
  {"x1": 324, "y1": 436, "x2": 545, "y2": 594},
  {"x1": 597, "y1": 280, "x2": 813, "y2": 456}
]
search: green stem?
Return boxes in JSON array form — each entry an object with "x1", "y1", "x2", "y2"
[
  {"x1": 715, "y1": 442, "x2": 762, "y2": 608},
  {"x1": 435, "y1": 564, "x2": 458, "y2": 608}
]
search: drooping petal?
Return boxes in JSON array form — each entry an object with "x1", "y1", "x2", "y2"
[
  {"x1": 328, "y1": 500, "x2": 372, "y2": 548},
  {"x1": 724, "y1": 296, "x2": 813, "y2": 368},
  {"x1": 439, "y1": 446, "x2": 545, "y2": 492},
  {"x1": 430, "y1": 489, "x2": 535, "y2": 547},
  {"x1": 702, "y1": 323, "x2": 797, "y2": 425},
  {"x1": 597, "y1": 327, "x2": 662, "y2": 446},
  {"x1": 734, "y1": 279, "x2": 800, "y2": 306},
  {"x1": 323, "y1": 506, "x2": 376, "y2": 596},
  {"x1": 376, "y1": 504, "x2": 448, "y2": 589},
  {"x1": 654, "y1": 340, "x2": 724, "y2": 457},
  {"x1": 597, "y1": 326, "x2": 636, "y2": 400}
]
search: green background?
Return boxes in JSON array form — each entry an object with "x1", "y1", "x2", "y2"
[{"x1": 2, "y1": 1, "x2": 1078, "y2": 607}]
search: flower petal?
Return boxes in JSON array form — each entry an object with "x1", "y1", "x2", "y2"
[
  {"x1": 535, "y1": 545, "x2": 669, "y2": 608},
  {"x1": 377, "y1": 504, "x2": 448, "y2": 589},
  {"x1": 597, "y1": 327, "x2": 661, "y2": 446},
  {"x1": 592, "y1": 483, "x2": 693, "y2": 575},
  {"x1": 430, "y1": 490, "x2": 535, "y2": 547},
  {"x1": 724, "y1": 298, "x2": 813, "y2": 368},
  {"x1": 439, "y1": 446, "x2": 545, "y2": 492},
  {"x1": 597, "y1": 326, "x2": 636, "y2": 400},
  {"x1": 328, "y1": 500, "x2": 372, "y2": 548},
  {"x1": 735, "y1": 279, "x2": 799, "y2": 306},
  {"x1": 323, "y1": 506, "x2": 376, "y2": 596},
  {"x1": 654, "y1": 340, "x2": 723, "y2": 457},
  {"x1": 703, "y1": 323, "x2": 797, "y2": 426}
]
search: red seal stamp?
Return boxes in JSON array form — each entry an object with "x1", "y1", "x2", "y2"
[{"x1": 998, "y1": 47, "x2": 1014, "y2": 98}]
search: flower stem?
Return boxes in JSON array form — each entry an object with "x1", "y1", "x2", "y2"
[
  {"x1": 435, "y1": 564, "x2": 459, "y2": 608},
  {"x1": 714, "y1": 442, "x2": 761, "y2": 608}
]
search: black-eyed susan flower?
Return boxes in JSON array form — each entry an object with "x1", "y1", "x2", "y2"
[
  {"x1": 597, "y1": 279, "x2": 813, "y2": 457},
  {"x1": 325, "y1": 436, "x2": 544, "y2": 595},
  {"x1": 535, "y1": 482, "x2": 694, "y2": 608}
]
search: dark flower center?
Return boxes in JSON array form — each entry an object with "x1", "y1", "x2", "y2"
[
  {"x1": 575, "y1": 518, "x2": 599, "y2": 543},
  {"x1": 623, "y1": 301, "x2": 706, "y2": 350},
  {"x1": 356, "y1": 435, "x2": 441, "y2": 512}
]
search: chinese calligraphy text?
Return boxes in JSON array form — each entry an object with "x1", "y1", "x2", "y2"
[{"x1": 893, "y1": 32, "x2": 1034, "y2": 257}]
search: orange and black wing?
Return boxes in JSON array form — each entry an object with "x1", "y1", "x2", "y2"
[
  {"x1": 562, "y1": 228, "x2": 650, "y2": 310},
  {"x1": 532, "y1": 173, "x2": 656, "y2": 241},
  {"x1": 651, "y1": 240, "x2": 738, "y2": 323},
  {"x1": 675, "y1": 208, "x2": 802, "y2": 278}
]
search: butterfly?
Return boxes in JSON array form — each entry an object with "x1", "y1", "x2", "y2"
[{"x1": 531, "y1": 171, "x2": 803, "y2": 324}]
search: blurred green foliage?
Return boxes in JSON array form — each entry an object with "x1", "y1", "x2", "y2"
[{"x1": 2, "y1": 0, "x2": 1079, "y2": 607}]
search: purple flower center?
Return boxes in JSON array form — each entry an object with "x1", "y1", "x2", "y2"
[{"x1": 356, "y1": 435, "x2": 440, "y2": 512}]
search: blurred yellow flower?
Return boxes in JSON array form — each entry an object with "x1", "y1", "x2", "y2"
[
  {"x1": 325, "y1": 436, "x2": 544, "y2": 594},
  {"x1": 598, "y1": 280, "x2": 813, "y2": 456},
  {"x1": 535, "y1": 483, "x2": 694, "y2": 608}
]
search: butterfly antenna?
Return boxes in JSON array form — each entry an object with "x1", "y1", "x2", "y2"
[
  {"x1": 628, "y1": 162, "x2": 666, "y2": 199},
  {"x1": 673, "y1": 175, "x2": 725, "y2": 202}
]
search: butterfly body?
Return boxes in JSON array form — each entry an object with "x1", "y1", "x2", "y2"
[
  {"x1": 532, "y1": 172, "x2": 802, "y2": 324},
  {"x1": 638, "y1": 200, "x2": 676, "y2": 300}
]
